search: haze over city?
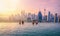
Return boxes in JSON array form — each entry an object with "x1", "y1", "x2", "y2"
[
  {"x1": 0, "y1": 0, "x2": 60, "y2": 17},
  {"x1": 0, "y1": 0, "x2": 60, "y2": 36}
]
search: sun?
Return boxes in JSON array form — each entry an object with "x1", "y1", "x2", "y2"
[{"x1": 0, "y1": 0, "x2": 20, "y2": 15}]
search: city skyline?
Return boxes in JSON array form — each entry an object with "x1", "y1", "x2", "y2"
[
  {"x1": 0, "y1": 0, "x2": 60, "y2": 36},
  {"x1": 0, "y1": 11, "x2": 59, "y2": 23}
]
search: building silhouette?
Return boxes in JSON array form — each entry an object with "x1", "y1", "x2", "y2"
[
  {"x1": 58, "y1": 15, "x2": 60, "y2": 23},
  {"x1": 27, "y1": 13, "x2": 32, "y2": 22},
  {"x1": 48, "y1": 11, "x2": 51, "y2": 22},
  {"x1": 54, "y1": 13, "x2": 58, "y2": 22},
  {"x1": 31, "y1": 14, "x2": 35, "y2": 20},
  {"x1": 31, "y1": 14, "x2": 38, "y2": 21},
  {"x1": 50, "y1": 14, "x2": 54, "y2": 22},
  {"x1": 43, "y1": 9, "x2": 46, "y2": 22},
  {"x1": 44, "y1": 15, "x2": 47, "y2": 22},
  {"x1": 59, "y1": 17, "x2": 60, "y2": 23},
  {"x1": 38, "y1": 11, "x2": 42, "y2": 22}
]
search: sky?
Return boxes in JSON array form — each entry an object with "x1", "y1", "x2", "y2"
[{"x1": 0, "y1": 0, "x2": 60, "y2": 17}]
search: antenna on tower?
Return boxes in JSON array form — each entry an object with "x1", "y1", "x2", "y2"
[{"x1": 44, "y1": 9, "x2": 46, "y2": 16}]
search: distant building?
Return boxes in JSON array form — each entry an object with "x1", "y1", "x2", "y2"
[
  {"x1": 50, "y1": 14, "x2": 54, "y2": 22},
  {"x1": 27, "y1": 17, "x2": 31, "y2": 22},
  {"x1": 38, "y1": 11, "x2": 42, "y2": 22},
  {"x1": 31, "y1": 14, "x2": 38, "y2": 21},
  {"x1": 21, "y1": 10, "x2": 27, "y2": 21},
  {"x1": 59, "y1": 17, "x2": 60, "y2": 23},
  {"x1": 43, "y1": 15, "x2": 47, "y2": 22},
  {"x1": 54, "y1": 13, "x2": 58, "y2": 23},
  {"x1": 27, "y1": 13, "x2": 32, "y2": 22},
  {"x1": 31, "y1": 14, "x2": 35, "y2": 20},
  {"x1": 58, "y1": 15, "x2": 60, "y2": 23},
  {"x1": 44, "y1": 15, "x2": 47, "y2": 22},
  {"x1": 48, "y1": 11, "x2": 51, "y2": 22}
]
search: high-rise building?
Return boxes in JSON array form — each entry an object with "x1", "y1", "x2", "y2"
[
  {"x1": 43, "y1": 15, "x2": 47, "y2": 22},
  {"x1": 48, "y1": 11, "x2": 51, "y2": 22},
  {"x1": 59, "y1": 17, "x2": 60, "y2": 23},
  {"x1": 43, "y1": 9, "x2": 46, "y2": 22},
  {"x1": 54, "y1": 13, "x2": 58, "y2": 23},
  {"x1": 21, "y1": 10, "x2": 27, "y2": 21},
  {"x1": 38, "y1": 11, "x2": 42, "y2": 22},
  {"x1": 27, "y1": 13, "x2": 32, "y2": 22},
  {"x1": 21, "y1": 10, "x2": 25, "y2": 21},
  {"x1": 58, "y1": 15, "x2": 60, "y2": 23},
  {"x1": 31, "y1": 14, "x2": 35, "y2": 20},
  {"x1": 44, "y1": 15, "x2": 47, "y2": 22},
  {"x1": 50, "y1": 14, "x2": 54, "y2": 22}
]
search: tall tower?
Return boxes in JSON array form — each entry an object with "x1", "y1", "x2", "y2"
[
  {"x1": 43, "y1": 9, "x2": 46, "y2": 22},
  {"x1": 59, "y1": 16, "x2": 60, "y2": 23},
  {"x1": 54, "y1": 13, "x2": 58, "y2": 23},
  {"x1": 27, "y1": 13, "x2": 32, "y2": 22},
  {"x1": 21, "y1": 10, "x2": 26, "y2": 21},
  {"x1": 48, "y1": 11, "x2": 51, "y2": 22},
  {"x1": 38, "y1": 11, "x2": 42, "y2": 22},
  {"x1": 50, "y1": 14, "x2": 54, "y2": 22},
  {"x1": 44, "y1": 9, "x2": 46, "y2": 16}
]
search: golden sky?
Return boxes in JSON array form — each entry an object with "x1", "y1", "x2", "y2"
[
  {"x1": 0, "y1": 0, "x2": 60, "y2": 16},
  {"x1": 0, "y1": 0, "x2": 19, "y2": 16}
]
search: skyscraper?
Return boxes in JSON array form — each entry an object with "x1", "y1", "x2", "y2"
[
  {"x1": 31, "y1": 14, "x2": 37, "y2": 21},
  {"x1": 44, "y1": 15, "x2": 47, "y2": 22},
  {"x1": 50, "y1": 14, "x2": 54, "y2": 22},
  {"x1": 54, "y1": 13, "x2": 58, "y2": 23},
  {"x1": 58, "y1": 15, "x2": 60, "y2": 23},
  {"x1": 59, "y1": 17, "x2": 60, "y2": 23},
  {"x1": 43, "y1": 9, "x2": 47, "y2": 22},
  {"x1": 48, "y1": 11, "x2": 51, "y2": 22},
  {"x1": 27, "y1": 13, "x2": 32, "y2": 22},
  {"x1": 38, "y1": 11, "x2": 42, "y2": 22}
]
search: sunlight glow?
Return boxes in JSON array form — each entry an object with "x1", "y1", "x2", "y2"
[
  {"x1": 0, "y1": 0, "x2": 59, "y2": 17},
  {"x1": 0, "y1": 0, "x2": 20, "y2": 16}
]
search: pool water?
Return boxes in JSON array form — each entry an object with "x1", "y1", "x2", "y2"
[{"x1": 0, "y1": 22, "x2": 60, "y2": 36}]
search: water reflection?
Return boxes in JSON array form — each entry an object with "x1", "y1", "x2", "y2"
[{"x1": 0, "y1": 22, "x2": 60, "y2": 36}]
